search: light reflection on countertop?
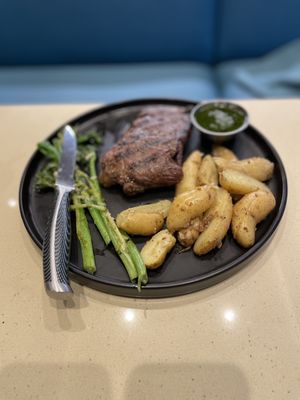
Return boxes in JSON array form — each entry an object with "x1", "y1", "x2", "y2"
[
  {"x1": 224, "y1": 309, "x2": 236, "y2": 323},
  {"x1": 7, "y1": 198, "x2": 17, "y2": 208},
  {"x1": 124, "y1": 309, "x2": 135, "y2": 322}
]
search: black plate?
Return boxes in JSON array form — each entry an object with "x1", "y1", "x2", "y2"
[{"x1": 19, "y1": 99, "x2": 288, "y2": 298}]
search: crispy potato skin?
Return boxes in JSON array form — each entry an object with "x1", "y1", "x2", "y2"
[
  {"x1": 231, "y1": 190, "x2": 276, "y2": 248},
  {"x1": 176, "y1": 150, "x2": 202, "y2": 195},
  {"x1": 116, "y1": 200, "x2": 171, "y2": 235},
  {"x1": 193, "y1": 187, "x2": 233, "y2": 255},
  {"x1": 214, "y1": 157, "x2": 274, "y2": 181},
  {"x1": 141, "y1": 229, "x2": 176, "y2": 269},
  {"x1": 197, "y1": 155, "x2": 218, "y2": 186},
  {"x1": 212, "y1": 145, "x2": 238, "y2": 161},
  {"x1": 219, "y1": 169, "x2": 270, "y2": 195},
  {"x1": 167, "y1": 186, "x2": 214, "y2": 232}
]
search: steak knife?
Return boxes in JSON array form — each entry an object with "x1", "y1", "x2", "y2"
[{"x1": 42, "y1": 125, "x2": 77, "y2": 297}]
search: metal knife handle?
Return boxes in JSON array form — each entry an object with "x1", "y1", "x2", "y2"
[{"x1": 43, "y1": 185, "x2": 73, "y2": 297}]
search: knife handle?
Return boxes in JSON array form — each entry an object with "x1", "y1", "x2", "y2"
[{"x1": 43, "y1": 185, "x2": 73, "y2": 297}]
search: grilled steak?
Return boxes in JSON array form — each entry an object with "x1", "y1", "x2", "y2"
[{"x1": 99, "y1": 106, "x2": 191, "y2": 195}]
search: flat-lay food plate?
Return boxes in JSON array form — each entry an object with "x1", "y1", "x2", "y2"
[{"x1": 19, "y1": 99, "x2": 288, "y2": 298}]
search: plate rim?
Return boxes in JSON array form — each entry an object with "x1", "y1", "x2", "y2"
[{"x1": 19, "y1": 98, "x2": 288, "y2": 298}]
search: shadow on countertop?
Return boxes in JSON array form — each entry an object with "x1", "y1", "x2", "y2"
[
  {"x1": 124, "y1": 362, "x2": 250, "y2": 400},
  {"x1": 0, "y1": 361, "x2": 249, "y2": 400}
]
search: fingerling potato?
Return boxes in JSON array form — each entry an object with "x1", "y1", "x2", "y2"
[
  {"x1": 141, "y1": 229, "x2": 176, "y2": 269},
  {"x1": 212, "y1": 145, "x2": 238, "y2": 161},
  {"x1": 197, "y1": 155, "x2": 218, "y2": 186},
  {"x1": 231, "y1": 190, "x2": 276, "y2": 248},
  {"x1": 167, "y1": 186, "x2": 214, "y2": 232},
  {"x1": 219, "y1": 169, "x2": 270, "y2": 195},
  {"x1": 126, "y1": 199, "x2": 171, "y2": 218},
  {"x1": 176, "y1": 150, "x2": 202, "y2": 195},
  {"x1": 214, "y1": 157, "x2": 274, "y2": 181},
  {"x1": 116, "y1": 200, "x2": 171, "y2": 235},
  {"x1": 116, "y1": 210, "x2": 164, "y2": 236},
  {"x1": 193, "y1": 187, "x2": 233, "y2": 255}
]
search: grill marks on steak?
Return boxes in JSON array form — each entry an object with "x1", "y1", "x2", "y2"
[{"x1": 99, "y1": 106, "x2": 191, "y2": 195}]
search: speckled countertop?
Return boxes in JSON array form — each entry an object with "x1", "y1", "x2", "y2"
[{"x1": 0, "y1": 100, "x2": 299, "y2": 400}]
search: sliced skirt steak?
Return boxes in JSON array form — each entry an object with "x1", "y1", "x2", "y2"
[{"x1": 99, "y1": 105, "x2": 191, "y2": 195}]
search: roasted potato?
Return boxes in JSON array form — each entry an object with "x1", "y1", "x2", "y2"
[
  {"x1": 167, "y1": 186, "x2": 214, "y2": 232},
  {"x1": 141, "y1": 229, "x2": 176, "y2": 269},
  {"x1": 231, "y1": 190, "x2": 276, "y2": 248},
  {"x1": 212, "y1": 145, "x2": 238, "y2": 161},
  {"x1": 193, "y1": 187, "x2": 233, "y2": 255},
  {"x1": 116, "y1": 200, "x2": 171, "y2": 235},
  {"x1": 124, "y1": 200, "x2": 171, "y2": 218},
  {"x1": 176, "y1": 150, "x2": 202, "y2": 195},
  {"x1": 219, "y1": 169, "x2": 270, "y2": 195},
  {"x1": 197, "y1": 155, "x2": 218, "y2": 186},
  {"x1": 177, "y1": 216, "x2": 206, "y2": 247},
  {"x1": 214, "y1": 157, "x2": 274, "y2": 181},
  {"x1": 116, "y1": 211, "x2": 164, "y2": 236}
]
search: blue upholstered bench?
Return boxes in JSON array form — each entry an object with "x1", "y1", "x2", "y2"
[{"x1": 0, "y1": 0, "x2": 300, "y2": 103}]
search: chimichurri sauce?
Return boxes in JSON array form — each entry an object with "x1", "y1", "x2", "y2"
[{"x1": 195, "y1": 103, "x2": 245, "y2": 132}]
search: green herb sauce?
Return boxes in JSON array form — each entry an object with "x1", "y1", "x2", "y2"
[{"x1": 195, "y1": 103, "x2": 245, "y2": 132}]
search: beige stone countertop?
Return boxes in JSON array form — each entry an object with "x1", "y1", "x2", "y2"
[{"x1": 0, "y1": 100, "x2": 299, "y2": 400}]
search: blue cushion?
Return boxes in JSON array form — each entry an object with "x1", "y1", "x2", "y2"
[
  {"x1": 0, "y1": 0, "x2": 216, "y2": 65},
  {"x1": 217, "y1": 0, "x2": 300, "y2": 61},
  {"x1": 0, "y1": 62, "x2": 218, "y2": 104},
  {"x1": 217, "y1": 39, "x2": 300, "y2": 98}
]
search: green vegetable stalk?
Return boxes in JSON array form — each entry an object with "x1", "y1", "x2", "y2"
[
  {"x1": 35, "y1": 128, "x2": 148, "y2": 289},
  {"x1": 124, "y1": 233, "x2": 148, "y2": 290},
  {"x1": 72, "y1": 192, "x2": 96, "y2": 274}
]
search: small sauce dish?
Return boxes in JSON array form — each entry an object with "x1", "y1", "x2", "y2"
[{"x1": 190, "y1": 101, "x2": 249, "y2": 143}]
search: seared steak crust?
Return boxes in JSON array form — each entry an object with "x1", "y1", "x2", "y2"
[{"x1": 99, "y1": 106, "x2": 191, "y2": 195}]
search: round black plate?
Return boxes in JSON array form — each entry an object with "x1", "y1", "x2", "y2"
[{"x1": 19, "y1": 99, "x2": 288, "y2": 298}]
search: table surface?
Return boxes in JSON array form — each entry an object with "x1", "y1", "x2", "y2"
[{"x1": 0, "y1": 100, "x2": 299, "y2": 400}]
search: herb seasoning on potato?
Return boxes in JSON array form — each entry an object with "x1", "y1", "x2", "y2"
[
  {"x1": 193, "y1": 187, "x2": 233, "y2": 255},
  {"x1": 231, "y1": 190, "x2": 276, "y2": 248},
  {"x1": 141, "y1": 230, "x2": 176, "y2": 269},
  {"x1": 167, "y1": 186, "x2": 214, "y2": 232}
]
